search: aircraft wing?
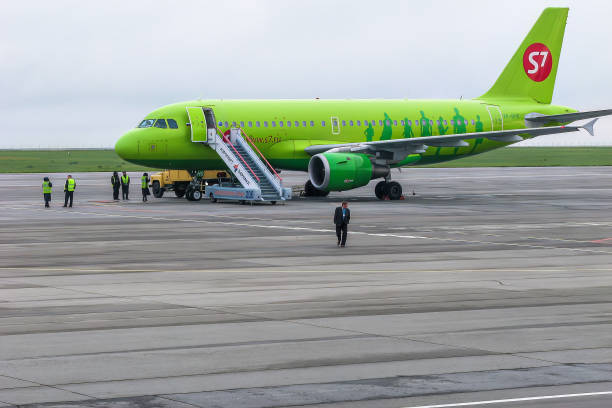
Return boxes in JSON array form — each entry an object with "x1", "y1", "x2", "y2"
[
  {"x1": 305, "y1": 120, "x2": 597, "y2": 159},
  {"x1": 526, "y1": 108, "x2": 612, "y2": 125}
]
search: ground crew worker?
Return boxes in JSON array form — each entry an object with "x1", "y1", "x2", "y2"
[
  {"x1": 42, "y1": 177, "x2": 52, "y2": 208},
  {"x1": 111, "y1": 171, "x2": 121, "y2": 200},
  {"x1": 63, "y1": 175, "x2": 75, "y2": 207},
  {"x1": 141, "y1": 172, "x2": 150, "y2": 202},
  {"x1": 121, "y1": 171, "x2": 130, "y2": 200}
]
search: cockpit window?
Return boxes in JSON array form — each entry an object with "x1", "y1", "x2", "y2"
[
  {"x1": 167, "y1": 119, "x2": 178, "y2": 129},
  {"x1": 154, "y1": 119, "x2": 167, "y2": 129},
  {"x1": 138, "y1": 119, "x2": 155, "y2": 128}
]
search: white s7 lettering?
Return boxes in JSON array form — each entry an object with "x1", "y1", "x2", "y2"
[
  {"x1": 528, "y1": 51, "x2": 549, "y2": 74},
  {"x1": 528, "y1": 51, "x2": 540, "y2": 74}
]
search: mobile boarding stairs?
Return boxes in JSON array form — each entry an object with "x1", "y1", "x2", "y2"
[{"x1": 187, "y1": 107, "x2": 291, "y2": 204}]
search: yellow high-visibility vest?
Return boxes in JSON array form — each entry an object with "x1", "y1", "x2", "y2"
[
  {"x1": 67, "y1": 178, "x2": 75, "y2": 192},
  {"x1": 141, "y1": 176, "x2": 148, "y2": 188},
  {"x1": 42, "y1": 181, "x2": 52, "y2": 194}
]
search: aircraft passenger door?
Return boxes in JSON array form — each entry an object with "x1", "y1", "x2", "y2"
[
  {"x1": 331, "y1": 116, "x2": 341, "y2": 135},
  {"x1": 486, "y1": 105, "x2": 503, "y2": 131},
  {"x1": 202, "y1": 108, "x2": 218, "y2": 144},
  {"x1": 186, "y1": 107, "x2": 208, "y2": 142}
]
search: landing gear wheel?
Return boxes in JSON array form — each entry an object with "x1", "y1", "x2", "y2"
[
  {"x1": 185, "y1": 188, "x2": 194, "y2": 201},
  {"x1": 152, "y1": 181, "x2": 164, "y2": 198},
  {"x1": 209, "y1": 193, "x2": 217, "y2": 203},
  {"x1": 384, "y1": 181, "x2": 403, "y2": 200},
  {"x1": 270, "y1": 201, "x2": 276, "y2": 205},
  {"x1": 375, "y1": 181, "x2": 386, "y2": 200},
  {"x1": 304, "y1": 180, "x2": 317, "y2": 196},
  {"x1": 304, "y1": 180, "x2": 330, "y2": 197},
  {"x1": 191, "y1": 190, "x2": 202, "y2": 201}
]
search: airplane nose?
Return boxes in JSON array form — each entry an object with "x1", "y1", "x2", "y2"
[{"x1": 115, "y1": 131, "x2": 137, "y2": 161}]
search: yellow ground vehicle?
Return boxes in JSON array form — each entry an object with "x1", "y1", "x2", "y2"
[{"x1": 150, "y1": 170, "x2": 228, "y2": 199}]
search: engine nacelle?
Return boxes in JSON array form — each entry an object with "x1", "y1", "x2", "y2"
[{"x1": 308, "y1": 153, "x2": 389, "y2": 192}]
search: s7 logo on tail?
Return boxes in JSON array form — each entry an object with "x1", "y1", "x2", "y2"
[{"x1": 523, "y1": 43, "x2": 553, "y2": 82}]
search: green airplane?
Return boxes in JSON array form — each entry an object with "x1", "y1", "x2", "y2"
[{"x1": 115, "y1": 7, "x2": 611, "y2": 200}]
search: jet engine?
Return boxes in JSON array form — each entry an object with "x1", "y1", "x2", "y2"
[{"x1": 308, "y1": 152, "x2": 389, "y2": 192}]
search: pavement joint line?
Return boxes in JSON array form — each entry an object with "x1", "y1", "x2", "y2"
[
  {"x1": 11, "y1": 276, "x2": 566, "y2": 374},
  {"x1": 156, "y1": 395, "x2": 203, "y2": 408},
  {"x1": 273, "y1": 317, "x2": 567, "y2": 369},
  {"x1": 47, "y1": 279, "x2": 612, "y2": 301},
  {"x1": 401, "y1": 390, "x2": 612, "y2": 408},
  {"x1": 0, "y1": 334, "x2": 376, "y2": 362},
  {"x1": 0, "y1": 372, "x2": 97, "y2": 403},
  {"x1": 2, "y1": 267, "x2": 612, "y2": 274}
]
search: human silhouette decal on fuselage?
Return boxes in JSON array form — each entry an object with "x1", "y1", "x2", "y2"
[
  {"x1": 380, "y1": 113, "x2": 393, "y2": 140},
  {"x1": 419, "y1": 111, "x2": 432, "y2": 136},
  {"x1": 364, "y1": 122, "x2": 374, "y2": 142},
  {"x1": 402, "y1": 118, "x2": 414, "y2": 138},
  {"x1": 470, "y1": 114, "x2": 485, "y2": 153},
  {"x1": 435, "y1": 115, "x2": 449, "y2": 156},
  {"x1": 452, "y1": 108, "x2": 467, "y2": 154}
]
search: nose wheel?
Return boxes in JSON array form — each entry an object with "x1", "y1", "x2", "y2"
[{"x1": 375, "y1": 180, "x2": 403, "y2": 200}]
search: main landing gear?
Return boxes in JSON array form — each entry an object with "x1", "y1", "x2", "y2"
[
  {"x1": 375, "y1": 180, "x2": 403, "y2": 200},
  {"x1": 304, "y1": 180, "x2": 329, "y2": 197}
]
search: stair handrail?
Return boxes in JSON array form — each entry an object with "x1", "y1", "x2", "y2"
[
  {"x1": 239, "y1": 128, "x2": 282, "y2": 181},
  {"x1": 215, "y1": 128, "x2": 260, "y2": 182}
]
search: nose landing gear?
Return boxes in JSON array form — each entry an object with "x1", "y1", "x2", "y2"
[{"x1": 375, "y1": 180, "x2": 403, "y2": 200}]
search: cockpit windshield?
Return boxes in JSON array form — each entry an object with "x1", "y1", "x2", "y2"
[{"x1": 137, "y1": 119, "x2": 155, "y2": 128}]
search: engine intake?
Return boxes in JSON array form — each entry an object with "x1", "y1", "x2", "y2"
[{"x1": 308, "y1": 153, "x2": 389, "y2": 192}]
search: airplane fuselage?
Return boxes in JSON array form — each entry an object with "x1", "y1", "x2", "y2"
[{"x1": 115, "y1": 98, "x2": 575, "y2": 171}]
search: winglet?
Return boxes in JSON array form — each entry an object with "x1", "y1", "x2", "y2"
[{"x1": 581, "y1": 118, "x2": 599, "y2": 136}]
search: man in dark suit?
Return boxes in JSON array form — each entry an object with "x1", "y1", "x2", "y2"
[{"x1": 333, "y1": 201, "x2": 350, "y2": 247}]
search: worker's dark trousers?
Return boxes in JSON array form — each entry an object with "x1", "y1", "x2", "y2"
[
  {"x1": 43, "y1": 193, "x2": 51, "y2": 208},
  {"x1": 113, "y1": 186, "x2": 120, "y2": 200},
  {"x1": 142, "y1": 189, "x2": 148, "y2": 202},
  {"x1": 336, "y1": 223, "x2": 348, "y2": 246},
  {"x1": 64, "y1": 191, "x2": 73, "y2": 207},
  {"x1": 122, "y1": 186, "x2": 129, "y2": 200}
]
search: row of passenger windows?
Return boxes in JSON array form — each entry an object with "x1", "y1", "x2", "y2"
[
  {"x1": 216, "y1": 118, "x2": 476, "y2": 128},
  {"x1": 218, "y1": 120, "x2": 317, "y2": 128},
  {"x1": 138, "y1": 119, "x2": 179, "y2": 129},
  {"x1": 137, "y1": 117, "x2": 478, "y2": 130}
]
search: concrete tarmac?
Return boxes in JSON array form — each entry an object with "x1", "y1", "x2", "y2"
[{"x1": 1, "y1": 167, "x2": 612, "y2": 407}]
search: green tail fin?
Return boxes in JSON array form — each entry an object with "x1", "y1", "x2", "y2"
[{"x1": 478, "y1": 7, "x2": 568, "y2": 104}]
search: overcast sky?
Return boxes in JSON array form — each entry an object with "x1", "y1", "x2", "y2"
[{"x1": 1, "y1": 0, "x2": 610, "y2": 148}]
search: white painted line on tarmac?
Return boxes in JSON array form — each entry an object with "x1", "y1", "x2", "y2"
[
  {"x1": 4, "y1": 206, "x2": 612, "y2": 255},
  {"x1": 402, "y1": 390, "x2": 612, "y2": 408}
]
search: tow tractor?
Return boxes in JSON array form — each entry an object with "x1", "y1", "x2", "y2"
[
  {"x1": 150, "y1": 169, "x2": 228, "y2": 200},
  {"x1": 184, "y1": 170, "x2": 231, "y2": 201}
]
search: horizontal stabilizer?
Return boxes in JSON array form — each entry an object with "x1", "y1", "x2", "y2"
[
  {"x1": 526, "y1": 109, "x2": 612, "y2": 125},
  {"x1": 581, "y1": 118, "x2": 598, "y2": 136}
]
